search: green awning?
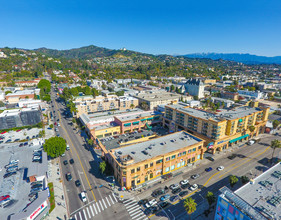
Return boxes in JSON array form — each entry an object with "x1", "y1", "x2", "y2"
[
  {"x1": 124, "y1": 123, "x2": 131, "y2": 126},
  {"x1": 140, "y1": 119, "x2": 146, "y2": 121},
  {"x1": 147, "y1": 117, "x2": 154, "y2": 120},
  {"x1": 132, "y1": 121, "x2": 139, "y2": 125},
  {"x1": 229, "y1": 134, "x2": 249, "y2": 144}
]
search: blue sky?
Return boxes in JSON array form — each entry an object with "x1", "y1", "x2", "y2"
[{"x1": 1, "y1": 0, "x2": 281, "y2": 56}]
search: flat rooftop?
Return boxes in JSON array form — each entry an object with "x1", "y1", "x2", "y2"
[
  {"x1": 134, "y1": 92, "x2": 180, "y2": 101},
  {"x1": 115, "y1": 111, "x2": 162, "y2": 122},
  {"x1": 167, "y1": 104, "x2": 224, "y2": 122},
  {"x1": 234, "y1": 162, "x2": 281, "y2": 219},
  {"x1": 94, "y1": 122, "x2": 119, "y2": 131},
  {"x1": 219, "y1": 106, "x2": 262, "y2": 120},
  {"x1": 113, "y1": 131, "x2": 203, "y2": 165}
]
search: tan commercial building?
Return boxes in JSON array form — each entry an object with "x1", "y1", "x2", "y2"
[
  {"x1": 107, "y1": 131, "x2": 204, "y2": 189},
  {"x1": 74, "y1": 95, "x2": 139, "y2": 117},
  {"x1": 164, "y1": 103, "x2": 269, "y2": 154}
]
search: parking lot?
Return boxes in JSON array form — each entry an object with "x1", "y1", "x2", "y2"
[
  {"x1": 0, "y1": 143, "x2": 44, "y2": 219},
  {"x1": 0, "y1": 128, "x2": 42, "y2": 144}
]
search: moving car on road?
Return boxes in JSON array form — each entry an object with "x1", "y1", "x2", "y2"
[
  {"x1": 217, "y1": 166, "x2": 224, "y2": 171},
  {"x1": 206, "y1": 156, "x2": 215, "y2": 161},
  {"x1": 66, "y1": 173, "x2": 72, "y2": 181},
  {"x1": 75, "y1": 180, "x2": 81, "y2": 187},
  {"x1": 205, "y1": 167, "x2": 213, "y2": 172},
  {"x1": 80, "y1": 192, "x2": 87, "y2": 202},
  {"x1": 191, "y1": 174, "x2": 200, "y2": 179}
]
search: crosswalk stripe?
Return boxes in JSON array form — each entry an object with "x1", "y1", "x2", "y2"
[
  {"x1": 129, "y1": 207, "x2": 141, "y2": 214},
  {"x1": 112, "y1": 192, "x2": 118, "y2": 202},
  {"x1": 102, "y1": 198, "x2": 107, "y2": 209},
  {"x1": 83, "y1": 209, "x2": 88, "y2": 220},
  {"x1": 136, "y1": 216, "x2": 147, "y2": 220},
  {"x1": 96, "y1": 202, "x2": 101, "y2": 213},
  {"x1": 79, "y1": 211, "x2": 82, "y2": 220},
  {"x1": 123, "y1": 199, "x2": 131, "y2": 204},
  {"x1": 93, "y1": 203, "x2": 98, "y2": 215},
  {"x1": 109, "y1": 195, "x2": 115, "y2": 204},
  {"x1": 99, "y1": 200, "x2": 104, "y2": 210},
  {"x1": 90, "y1": 205, "x2": 95, "y2": 217},
  {"x1": 125, "y1": 202, "x2": 138, "y2": 209},
  {"x1": 127, "y1": 204, "x2": 140, "y2": 212},
  {"x1": 130, "y1": 209, "x2": 143, "y2": 217},
  {"x1": 132, "y1": 212, "x2": 145, "y2": 219},
  {"x1": 106, "y1": 196, "x2": 111, "y2": 206},
  {"x1": 124, "y1": 200, "x2": 135, "y2": 207},
  {"x1": 86, "y1": 207, "x2": 91, "y2": 218},
  {"x1": 74, "y1": 214, "x2": 77, "y2": 220}
]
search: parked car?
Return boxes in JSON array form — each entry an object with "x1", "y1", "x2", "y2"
[
  {"x1": 31, "y1": 184, "x2": 43, "y2": 189},
  {"x1": 158, "y1": 201, "x2": 169, "y2": 208},
  {"x1": 145, "y1": 199, "x2": 157, "y2": 208},
  {"x1": 19, "y1": 143, "x2": 24, "y2": 147},
  {"x1": 180, "y1": 179, "x2": 189, "y2": 185},
  {"x1": 172, "y1": 188, "x2": 182, "y2": 194},
  {"x1": 33, "y1": 156, "x2": 41, "y2": 160},
  {"x1": 69, "y1": 159, "x2": 74, "y2": 164},
  {"x1": 190, "y1": 184, "x2": 198, "y2": 191},
  {"x1": 169, "y1": 184, "x2": 179, "y2": 190},
  {"x1": 205, "y1": 167, "x2": 213, "y2": 172},
  {"x1": 138, "y1": 199, "x2": 149, "y2": 206},
  {"x1": 80, "y1": 192, "x2": 87, "y2": 202},
  {"x1": 163, "y1": 173, "x2": 173, "y2": 180},
  {"x1": 66, "y1": 173, "x2": 72, "y2": 181},
  {"x1": 4, "y1": 172, "x2": 17, "y2": 178},
  {"x1": 160, "y1": 194, "x2": 170, "y2": 201},
  {"x1": 152, "y1": 189, "x2": 165, "y2": 197},
  {"x1": 191, "y1": 174, "x2": 200, "y2": 179},
  {"x1": 206, "y1": 156, "x2": 215, "y2": 161},
  {"x1": 63, "y1": 160, "x2": 68, "y2": 165},
  {"x1": 179, "y1": 190, "x2": 189, "y2": 197},
  {"x1": 247, "y1": 140, "x2": 255, "y2": 145},
  {"x1": 170, "y1": 195, "x2": 180, "y2": 202},
  {"x1": 217, "y1": 166, "x2": 224, "y2": 171},
  {"x1": 75, "y1": 180, "x2": 81, "y2": 187}
]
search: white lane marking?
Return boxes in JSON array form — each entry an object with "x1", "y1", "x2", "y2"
[
  {"x1": 109, "y1": 195, "x2": 115, "y2": 204},
  {"x1": 130, "y1": 209, "x2": 143, "y2": 217},
  {"x1": 132, "y1": 212, "x2": 145, "y2": 219},
  {"x1": 112, "y1": 192, "x2": 118, "y2": 202},
  {"x1": 125, "y1": 202, "x2": 138, "y2": 209},
  {"x1": 96, "y1": 202, "x2": 101, "y2": 213},
  {"x1": 124, "y1": 200, "x2": 135, "y2": 207},
  {"x1": 83, "y1": 209, "x2": 88, "y2": 220},
  {"x1": 74, "y1": 214, "x2": 77, "y2": 220},
  {"x1": 93, "y1": 203, "x2": 98, "y2": 215},
  {"x1": 102, "y1": 198, "x2": 107, "y2": 209},
  {"x1": 136, "y1": 217, "x2": 147, "y2": 220},
  {"x1": 99, "y1": 200, "x2": 104, "y2": 210},
  {"x1": 106, "y1": 197, "x2": 111, "y2": 206},
  {"x1": 127, "y1": 204, "x2": 140, "y2": 212},
  {"x1": 79, "y1": 211, "x2": 82, "y2": 220},
  {"x1": 86, "y1": 207, "x2": 91, "y2": 218},
  {"x1": 90, "y1": 205, "x2": 94, "y2": 217}
]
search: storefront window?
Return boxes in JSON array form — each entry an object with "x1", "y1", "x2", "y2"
[
  {"x1": 165, "y1": 167, "x2": 170, "y2": 172},
  {"x1": 171, "y1": 165, "x2": 175, "y2": 170}
]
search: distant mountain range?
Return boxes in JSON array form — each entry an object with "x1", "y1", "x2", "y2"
[{"x1": 183, "y1": 53, "x2": 281, "y2": 64}]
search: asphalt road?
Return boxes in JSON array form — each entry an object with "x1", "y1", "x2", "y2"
[{"x1": 50, "y1": 87, "x2": 132, "y2": 220}]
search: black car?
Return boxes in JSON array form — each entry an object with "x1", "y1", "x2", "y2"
[
  {"x1": 31, "y1": 184, "x2": 43, "y2": 189},
  {"x1": 172, "y1": 188, "x2": 182, "y2": 194},
  {"x1": 66, "y1": 173, "x2": 72, "y2": 181},
  {"x1": 4, "y1": 172, "x2": 17, "y2": 178},
  {"x1": 163, "y1": 173, "x2": 173, "y2": 180},
  {"x1": 206, "y1": 156, "x2": 215, "y2": 161},
  {"x1": 75, "y1": 180, "x2": 81, "y2": 187},
  {"x1": 63, "y1": 160, "x2": 68, "y2": 165},
  {"x1": 158, "y1": 201, "x2": 169, "y2": 208},
  {"x1": 150, "y1": 206, "x2": 158, "y2": 214},
  {"x1": 152, "y1": 189, "x2": 165, "y2": 197},
  {"x1": 227, "y1": 154, "x2": 237, "y2": 160},
  {"x1": 144, "y1": 208, "x2": 152, "y2": 215},
  {"x1": 179, "y1": 190, "x2": 188, "y2": 197},
  {"x1": 181, "y1": 184, "x2": 189, "y2": 189},
  {"x1": 138, "y1": 199, "x2": 149, "y2": 206},
  {"x1": 24, "y1": 142, "x2": 28, "y2": 146},
  {"x1": 69, "y1": 159, "x2": 74, "y2": 164}
]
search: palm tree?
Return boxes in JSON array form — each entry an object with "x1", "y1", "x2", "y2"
[
  {"x1": 184, "y1": 197, "x2": 197, "y2": 215},
  {"x1": 271, "y1": 139, "x2": 281, "y2": 163}
]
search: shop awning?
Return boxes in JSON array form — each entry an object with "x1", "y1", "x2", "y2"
[
  {"x1": 229, "y1": 134, "x2": 249, "y2": 144},
  {"x1": 132, "y1": 121, "x2": 139, "y2": 125},
  {"x1": 140, "y1": 119, "x2": 146, "y2": 121},
  {"x1": 124, "y1": 123, "x2": 131, "y2": 126}
]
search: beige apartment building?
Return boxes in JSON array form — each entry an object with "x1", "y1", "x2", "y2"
[
  {"x1": 74, "y1": 95, "x2": 139, "y2": 117},
  {"x1": 164, "y1": 103, "x2": 269, "y2": 154}
]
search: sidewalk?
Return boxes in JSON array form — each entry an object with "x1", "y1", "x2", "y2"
[{"x1": 46, "y1": 158, "x2": 68, "y2": 220}]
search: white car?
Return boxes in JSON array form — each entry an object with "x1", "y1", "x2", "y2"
[
  {"x1": 145, "y1": 199, "x2": 157, "y2": 208},
  {"x1": 190, "y1": 184, "x2": 198, "y2": 191},
  {"x1": 33, "y1": 156, "x2": 41, "y2": 160},
  {"x1": 80, "y1": 192, "x2": 87, "y2": 202},
  {"x1": 180, "y1": 179, "x2": 189, "y2": 185},
  {"x1": 217, "y1": 166, "x2": 224, "y2": 171},
  {"x1": 169, "y1": 183, "x2": 180, "y2": 190}
]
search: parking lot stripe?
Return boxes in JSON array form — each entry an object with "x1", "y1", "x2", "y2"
[
  {"x1": 99, "y1": 200, "x2": 104, "y2": 210},
  {"x1": 83, "y1": 209, "x2": 88, "y2": 220},
  {"x1": 129, "y1": 207, "x2": 141, "y2": 214},
  {"x1": 96, "y1": 202, "x2": 101, "y2": 213},
  {"x1": 86, "y1": 207, "x2": 91, "y2": 218},
  {"x1": 93, "y1": 203, "x2": 98, "y2": 215},
  {"x1": 112, "y1": 192, "x2": 118, "y2": 202},
  {"x1": 109, "y1": 195, "x2": 115, "y2": 205},
  {"x1": 124, "y1": 200, "x2": 135, "y2": 206},
  {"x1": 132, "y1": 212, "x2": 144, "y2": 219},
  {"x1": 89, "y1": 205, "x2": 94, "y2": 217},
  {"x1": 102, "y1": 198, "x2": 107, "y2": 209},
  {"x1": 106, "y1": 196, "x2": 111, "y2": 206},
  {"x1": 127, "y1": 204, "x2": 139, "y2": 212},
  {"x1": 79, "y1": 211, "x2": 82, "y2": 220}
]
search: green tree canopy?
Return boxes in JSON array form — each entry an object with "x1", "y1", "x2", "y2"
[
  {"x1": 273, "y1": 120, "x2": 280, "y2": 129},
  {"x1": 0, "y1": 101, "x2": 5, "y2": 107},
  {"x1": 99, "y1": 161, "x2": 106, "y2": 174},
  {"x1": 43, "y1": 137, "x2": 66, "y2": 158},
  {"x1": 229, "y1": 175, "x2": 238, "y2": 188},
  {"x1": 116, "y1": 90, "x2": 125, "y2": 96},
  {"x1": 206, "y1": 191, "x2": 216, "y2": 207},
  {"x1": 249, "y1": 125, "x2": 255, "y2": 133},
  {"x1": 184, "y1": 197, "x2": 197, "y2": 215},
  {"x1": 38, "y1": 79, "x2": 51, "y2": 93},
  {"x1": 271, "y1": 139, "x2": 281, "y2": 163}
]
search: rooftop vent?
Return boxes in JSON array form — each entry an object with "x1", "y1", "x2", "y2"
[
  {"x1": 131, "y1": 151, "x2": 136, "y2": 154},
  {"x1": 148, "y1": 146, "x2": 152, "y2": 150},
  {"x1": 142, "y1": 150, "x2": 148, "y2": 155}
]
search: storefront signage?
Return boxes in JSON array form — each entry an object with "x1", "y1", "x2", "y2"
[
  {"x1": 217, "y1": 139, "x2": 230, "y2": 145},
  {"x1": 207, "y1": 142, "x2": 214, "y2": 149},
  {"x1": 28, "y1": 200, "x2": 47, "y2": 220}
]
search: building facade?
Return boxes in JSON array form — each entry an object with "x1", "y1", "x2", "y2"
[
  {"x1": 184, "y1": 78, "x2": 205, "y2": 98},
  {"x1": 106, "y1": 131, "x2": 204, "y2": 189},
  {"x1": 164, "y1": 103, "x2": 269, "y2": 154}
]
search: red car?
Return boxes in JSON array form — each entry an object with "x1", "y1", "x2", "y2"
[
  {"x1": 0, "y1": 131, "x2": 7, "y2": 134},
  {"x1": 54, "y1": 122, "x2": 57, "y2": 125},
  {"x1": 0, "y1": 195, "x2": 10, "y2": 202},
  {"x1": 16, "y1": 129, "x2": 22, "y2": 132}
]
